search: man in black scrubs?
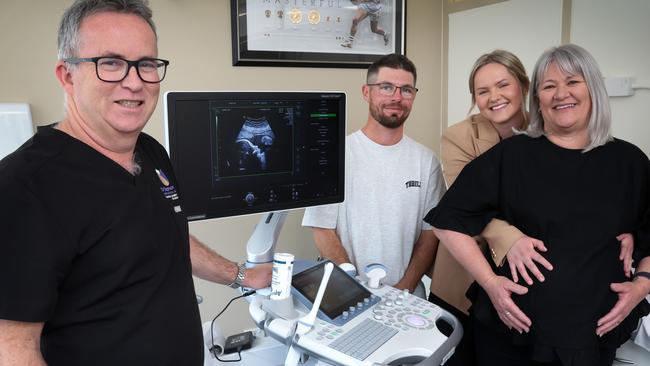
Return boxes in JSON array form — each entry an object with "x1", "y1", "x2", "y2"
[{"x1": 0, "y1": 1, "x2": 270, "y2": 365}]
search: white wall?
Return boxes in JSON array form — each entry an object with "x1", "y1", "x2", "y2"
[
  {"x1": 571, "y1": 0, "x2": 650, "y2": 155},
  {"x1": 447, "y1": 0, "x2": 650, "y2": 156},
  {"x1": 447, "y1": 0, "x2": 562, "y2": 126}
]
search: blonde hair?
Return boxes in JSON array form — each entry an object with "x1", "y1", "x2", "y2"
[{"x1": 468, "y1": 50, "x2": 530, "y2": 124}]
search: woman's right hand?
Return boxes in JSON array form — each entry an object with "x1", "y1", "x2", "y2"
[
  {"x1": 506, "y1": 235, "x2": 554, "y2": 285},
  {"x1": 483, "y1": 275, "x2": 531, "y2": 333}
]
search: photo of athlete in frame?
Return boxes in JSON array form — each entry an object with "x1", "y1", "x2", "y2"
[
  {"x1": 231, "y1": 0, "x2": 404, "y2": 68},
  {"x1": 341, "y1": 0, "x2": 390, "y2": 49}
]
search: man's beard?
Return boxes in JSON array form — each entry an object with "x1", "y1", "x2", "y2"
[{"x1": 370, "y1": 102, "x2": 410, "y2": 129}]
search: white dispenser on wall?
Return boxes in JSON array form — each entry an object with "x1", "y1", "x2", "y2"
[{"x1": 0, "y1": 103, "x2": 34, "y2": 160}]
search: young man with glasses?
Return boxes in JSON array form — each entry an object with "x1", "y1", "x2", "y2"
[
  {"x1": 302, "y1": 53, "x2": 446, "y2": 298},
  {"x1": 0, "y1": 1, "x2": 270, "y2": 365}
]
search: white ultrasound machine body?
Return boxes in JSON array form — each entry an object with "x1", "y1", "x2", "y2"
[
  {"x1": 215, "y1": 241, "x2": 463, "y2": 366},
  {"x1": 259, "y1": 260, "x2": 463, "y2": 366}
]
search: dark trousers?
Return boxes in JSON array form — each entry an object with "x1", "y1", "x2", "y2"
[
  {"x1": 428, "y1": 292, "x2": 476, "y2": 366},
  {"x1": 473, "y1": 318, "x2": 617, "y2": 366}
]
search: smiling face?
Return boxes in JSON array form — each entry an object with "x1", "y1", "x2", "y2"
[
  {"x1": 60, "y1": 11, "x2": 160, "y2": 144},
  {"x1": 363, "y1": 67, "x2": 415, "y2": 129},
  {"x1": 473, "y1": 62, "x2": 525, "y2": 128},
  {"x1": 537, "y1": 62, "x2": 592, "y2": 137}
]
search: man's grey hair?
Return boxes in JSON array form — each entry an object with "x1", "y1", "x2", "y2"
[
  {"x1": 57, "y1": 0, "x2": 156, "y2": 61},
  {"x1": 523, "y1": 44, "x2": 612, "y2": 152}
]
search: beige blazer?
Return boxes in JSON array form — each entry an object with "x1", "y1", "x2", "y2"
[{"x1": 430, "y1": 114, "x2": 524, "y2": 314}]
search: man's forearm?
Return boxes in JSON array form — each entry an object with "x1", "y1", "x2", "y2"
[
  {"x1": 189, "y1": 235, "x2": 272, "y2": 289},
  {"x1": 312, "y1": 227, "x2": 350, "y2": 265},
  {"x1": 189, "y1": 235, "x2": 238, "y2": 285},
  {"x1": 0, "y1": 320, "x2": 46, "y2": 366},
  {"x1": 396, "y1": 230, "x2": 438, "y2": 292}
]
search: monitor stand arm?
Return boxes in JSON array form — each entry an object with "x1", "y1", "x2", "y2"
[{"x1": 245, "y1": 211, "x2": 288, "y2": 267}]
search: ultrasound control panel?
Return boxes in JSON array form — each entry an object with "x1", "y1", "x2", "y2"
[
  {"x1": 288, "y1": 261, "x2": 461, "y2": 365},
  {"x1": 296, "y1": 285, "x2": 457, "y2": 365}
]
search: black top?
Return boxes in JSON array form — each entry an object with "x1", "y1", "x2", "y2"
[
  {"x1": 425, "y1": 135, "x2": 650, "y2": 354},
  {"x1": 0, "y1": 127, "x2": 203, "y2": 366}
]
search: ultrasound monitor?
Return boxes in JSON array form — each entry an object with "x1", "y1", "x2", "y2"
[{"x1": 164, "y1": 91, "x2": 346, "y2": 221}]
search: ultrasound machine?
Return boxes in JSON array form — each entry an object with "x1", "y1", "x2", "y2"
[{"x1": 165, "y1": 91, "x2": 462, "y2": 366}]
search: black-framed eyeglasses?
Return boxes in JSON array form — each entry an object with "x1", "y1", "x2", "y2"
[
  {"x1": 64, "y1": 56, "x2": 170, "y2": 83},
  {"x1": 367, "y1": 83, "x2": 418, "y2": 99}
]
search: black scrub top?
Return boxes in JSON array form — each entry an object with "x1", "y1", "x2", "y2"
[
  {"x1": 0, "y1": 127, "x2": 203, "y2": 366},
  {"x1": 426, "y1": 135, "x2": 650, "y2": 355}
]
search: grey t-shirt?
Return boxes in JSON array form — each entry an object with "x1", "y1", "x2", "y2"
[{"x1": 302, "y1": 130, "x2": 446, "y2": 285}]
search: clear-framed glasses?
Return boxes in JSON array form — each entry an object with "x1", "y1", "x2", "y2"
[
  {"x1": 367, "y1": 83, "x2": 418, "y2": 99},
  {"x1": 63, "y1": 56, "x2": 170, "y2": 83}
]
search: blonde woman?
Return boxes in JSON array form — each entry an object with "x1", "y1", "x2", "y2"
[{"x1": 428, "y1": 50, "x2": 633, "y2": 365}]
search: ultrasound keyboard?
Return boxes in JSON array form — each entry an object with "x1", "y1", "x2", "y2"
[{"x1": 329, "y1": 318, "x2": 398, "y2": 360}]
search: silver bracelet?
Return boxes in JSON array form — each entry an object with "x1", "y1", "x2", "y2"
[{"x1": 228, "y1": 263, "x2": 246, "y2": 289}]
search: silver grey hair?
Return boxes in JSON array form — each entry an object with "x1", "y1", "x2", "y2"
[
  {"x1": 523, "y1": 44, "x2": 612, "y2": 152},
  {"x1": 57, "y1": 0, "x2": 156, "y2": 60}
]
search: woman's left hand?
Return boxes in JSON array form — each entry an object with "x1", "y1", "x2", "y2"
[
  {"x1": 506, "y1": 235, "x2": 553, "y2": 285},
  {"x1": 483, "y1": 275, "x2": 531, "y2": 333},
  {"x1": 617, "y1": 233, "x2": 634, "y2": 278},
  {"x1": 596, "y1": 280, "x2": 647, "y2": 337}
]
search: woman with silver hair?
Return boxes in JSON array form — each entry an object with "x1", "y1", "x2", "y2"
[{"x1": 425, "y1": 44, "x2": 650, "y2": 366}]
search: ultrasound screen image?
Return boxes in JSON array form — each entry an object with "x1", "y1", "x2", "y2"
[
  {"x1": 235, "y1": 116, "x2": 275, "y2": 172},
  {"x1": 212, "y1": 104, "x2": 294, "y2": 179}
]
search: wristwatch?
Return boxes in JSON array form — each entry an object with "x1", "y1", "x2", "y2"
[{"x1": 228, "y1": 263, "x2": 247, "y2": 289}]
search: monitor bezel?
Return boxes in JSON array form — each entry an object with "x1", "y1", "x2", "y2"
[{"x1": 164, "y1": 90, "x2": 346, "y2": 221}]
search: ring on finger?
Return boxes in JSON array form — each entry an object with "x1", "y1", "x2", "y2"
[{"x1": 505, "y1": 311, "x2": 511, "y2": 316}]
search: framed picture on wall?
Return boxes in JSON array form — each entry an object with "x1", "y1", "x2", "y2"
[{"x1": 231, "y1": 0, "x2": 405, "y2": 68}]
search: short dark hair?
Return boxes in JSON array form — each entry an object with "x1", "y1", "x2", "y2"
[
  {"x1": 366, "y1": 53, "x2": 417, "y2": 85},
  {"x1": 58, "y1": 0, "x2": 156, "y2": 60}
]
